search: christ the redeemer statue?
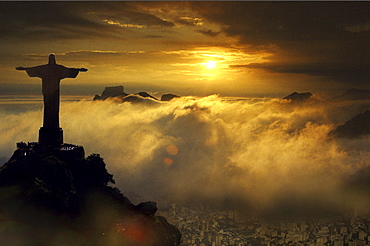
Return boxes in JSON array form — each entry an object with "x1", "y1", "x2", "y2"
[{"x1": 16, "y1": 53, "x2": 87, "y2": 147}]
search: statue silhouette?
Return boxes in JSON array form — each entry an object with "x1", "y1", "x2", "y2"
[{"x1": 16, "y1": 53, "x2": 87, "y2": 146}]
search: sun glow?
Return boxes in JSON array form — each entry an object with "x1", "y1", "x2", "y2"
[
  {"x1": 167, "y1": 47, "x2": 270, "y2": 81},
  {"x1": 205, "y1": 61, "x2": 217, "y2": 69}
]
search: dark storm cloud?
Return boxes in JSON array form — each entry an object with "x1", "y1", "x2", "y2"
[
  {"x1": 0, "y1": 2, "x2": 108, "y2": 41},
  {"x1": 231, "y1": 61, "x2": 370, "y2": 84},
  {"x1": 20, "y1": 51, "x2": 123, "y2": 63},
  {"x1": 192, "y1": 2, "x2": 370, "y2": 45},
  {"x1": 0, "y1": 2, "x2": 174, "y2": 42},
  {"x1": 197, "y1": 29, "x2": 220, "y2": 37},
  {"x1": 191, "y1": 1, "x2": 370, "y2": 85},
  {"x1": 91, "y1": 2, "x2": 174, "y2": 28}
]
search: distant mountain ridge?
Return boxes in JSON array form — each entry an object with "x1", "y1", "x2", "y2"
[
  {"x1": 283, "y1": 89, "x2": 370, "y2": 104},
  {"x1": 330, "y1": 110, "x2": 370, "y2": 138},
  {"x1": 330, "y1": 88, "x2": 370, "y2": 102},
  {"x1": 284, "y1": 92, "x2": 313, "y2": 101},
  {"x1": 282, "y1": 91, "x2": 323, "y2": 104},
  {"x1": 93, "y1": 86, "x2": 179, "y2": 102}
]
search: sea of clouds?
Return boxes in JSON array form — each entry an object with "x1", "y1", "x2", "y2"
[{"x1": 1, "y1": 95, "x2": 369, "y2": 219}]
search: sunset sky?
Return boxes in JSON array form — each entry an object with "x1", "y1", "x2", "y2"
[{"x1": 1, "y1": 1, "x2": 369, "y2": 98}]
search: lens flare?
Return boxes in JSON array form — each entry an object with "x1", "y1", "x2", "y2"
[
  {"x1": 115, "y1": 222, "x2": 151, "y2": 245},
  {"x1": 166, "y1": 144, "x2": 179, "y2": 155},
  {"x1": 163, "y1": 157, "x2": 173, "y2": 166}
]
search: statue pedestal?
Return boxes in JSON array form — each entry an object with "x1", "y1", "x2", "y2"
[
  {"x1": 39, "y1": 127, "x2": 63, "y2": 147},
  {"x1": 11, "y1": 142, "x2": 85, "y2": 163}
]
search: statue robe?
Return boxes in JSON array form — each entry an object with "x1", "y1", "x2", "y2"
[{"x1": 24, "y1": 64, "x2": 81, "y2": 128}]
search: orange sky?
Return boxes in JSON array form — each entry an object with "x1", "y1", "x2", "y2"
[{"x1": 1, "y1": 2, "x2": 369, "y2": 98}]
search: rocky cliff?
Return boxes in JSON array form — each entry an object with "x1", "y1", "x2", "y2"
[{"x1": 0, "y1": 143, "x2": 181, "y2": 246}]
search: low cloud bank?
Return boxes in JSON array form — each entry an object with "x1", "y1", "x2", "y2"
[{"x1": 1, "y1": 95, "x2": 369, "y2": 219}]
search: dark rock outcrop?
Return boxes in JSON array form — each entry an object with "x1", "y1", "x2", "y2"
[
  {"x1": 93, "y1": 85, "x2": 128, "y2": 100},
  {"x1": 330, "y1": 110, "x2": 370, "y2": 138},
  {"x1": 137, "y1": 92, "x2": 158, "y2": 101},
  {"x1": 0, "y1": 143, "x2": 181, "y2": 246},
  {"x1": 161, "y1": 94, "x2": 180, "y2": 101},
  {"x1": 121, "y1": 94, "x2": 159, "y2": 104},
  {"x1": 136, "y1": 201, "x2": 158, "y2": 216},
  {"x1": 283, "y1": 92, "x2": 313, "y2": 101},
  {"x1": 282, "y1": 92, "x2": 323, "y2": 105}
]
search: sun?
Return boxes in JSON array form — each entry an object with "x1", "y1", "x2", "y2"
[{"x1": 205, "y1": 61, "x2": 217, "y2": 69}]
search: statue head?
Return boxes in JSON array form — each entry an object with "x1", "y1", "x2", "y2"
[{"x1": 48, "y1": 53, "x2": 56, "y2": 65}]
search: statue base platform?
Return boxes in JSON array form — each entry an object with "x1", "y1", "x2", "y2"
[
  {"x1": 39, "y1": 127, "x2": 63, "y2": 147},
  {"x1": 8, "y1": 127, "x2": 85, "y2": 163},
  {"x1": 10, "y1": 142, "x2": 85, "y2": 163}
]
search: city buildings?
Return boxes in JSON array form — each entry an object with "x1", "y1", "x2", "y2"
[{"x1": 157, "y1": 202, "x2": 370, "y2": 246}]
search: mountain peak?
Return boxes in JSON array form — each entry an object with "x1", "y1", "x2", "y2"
[{"x1": 283, "y1": 92, "x2": 313, "y2": 101}]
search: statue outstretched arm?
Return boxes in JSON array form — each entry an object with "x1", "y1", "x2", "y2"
[
  {"x1": 60, "y1": 67, "x2": 88, "y2": 79},
  {"x1": 16, "y1": 65, "x2": 46, "y2": 78}
]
